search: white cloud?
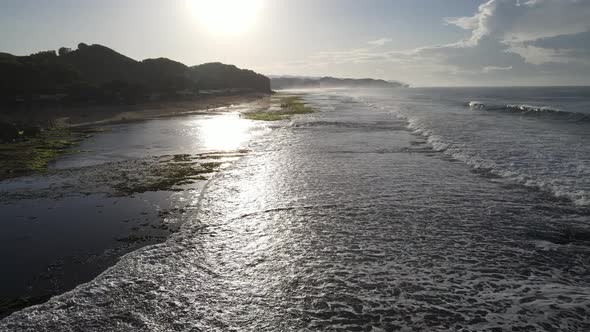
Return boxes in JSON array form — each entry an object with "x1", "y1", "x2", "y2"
[
  {"x1": 445, "y1": 0, "x2": 499, "y2": 46},
  {"x1": 264, "y1": 0, "x2": 590, "y2": 85},
  {"x1": 482, "y1": 65, "x2": 513, "y2": 73},
  {"x1": 505, "y1": 44, "x2": 574, "y2": 65},
  {"x1": 445, "y1": 0, "x2": 590, "y2": 64},
  {"x1": 444, "y1": 16, "x2": 478, "y2": 30},
  {"x1": 367, "y1": 38, "x2": 392, "y2": 46},
  {"x1": 504, "y1": 1, "x2": 590, "y2": 42},
  {"x1": 447, "y1": 0, "x2": 590, "y2": 43}
]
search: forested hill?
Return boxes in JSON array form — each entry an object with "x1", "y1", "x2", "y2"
[{"x1": 0, "y1": 43, "x2": 270, "y2": 105}]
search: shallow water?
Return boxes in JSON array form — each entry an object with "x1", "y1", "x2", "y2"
[
  {"x1": 54, "y1": 111, "x2": 270, "y2": 169},
  {"x1": 2, "y1": 89, "x2": 590, "y2": 331},
  {"x1": 0, "y1": 111, "x2": 269, "y2": 317},
  {"x1": 0, "y1": 192, "x2": 175, "y2": 298}
]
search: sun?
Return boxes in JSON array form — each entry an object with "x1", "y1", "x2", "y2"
[{"x1": 188, "y1": 0, "x2": 263, "y2": 34}]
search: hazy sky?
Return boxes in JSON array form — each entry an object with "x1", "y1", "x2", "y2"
[{"x1": 1, "y1": 0, "x2": 590, "y2": 86}]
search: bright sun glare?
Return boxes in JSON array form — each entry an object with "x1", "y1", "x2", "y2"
[
  {"x1": 188, "y1": 0, "x2": 263, "y2": 34},
  {"x1": 200, "y1": 114, "x2": 252, "y2": 151}
]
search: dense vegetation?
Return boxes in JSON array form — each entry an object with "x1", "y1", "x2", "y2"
[
  {"x1": 0, "y1": 43, "x2": 271, "y2": 106},
  {"x1": 188, "y1": 62, "x2": 270, "y2": 92},
  {"x1": 271, "y1": 76, "x2": 408, "y2": 90}
]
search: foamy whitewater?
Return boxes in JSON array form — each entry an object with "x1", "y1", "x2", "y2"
[{"x1": 2, "y1": 87, "x2": 590, "y2": 331}]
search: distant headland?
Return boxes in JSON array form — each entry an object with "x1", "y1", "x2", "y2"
[{"x1": 270, "y1": 75, "x2": 409, "y2": 90}]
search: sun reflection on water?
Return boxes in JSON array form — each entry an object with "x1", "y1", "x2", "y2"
[{"x1": 200, "y1": 113, "x2": 253, "y2": 151}]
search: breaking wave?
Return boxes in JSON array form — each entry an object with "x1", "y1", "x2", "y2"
[
  {"x1": 467, "y1": 101, "x2": 590, "y2": 122},
  {"x1": 408, "y1": 115, "x2": 590, "y2": 207},
  {"x1": 363, "y1": 99, "x2": 590, "y2": 207}
]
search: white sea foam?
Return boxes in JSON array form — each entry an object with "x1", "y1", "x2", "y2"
[
  {"x1": 3, "y1": 89, "x2": 589, "y2": 331},
  {"x1": 364, "y1": 97, "x2": 590, "y2": 206}
]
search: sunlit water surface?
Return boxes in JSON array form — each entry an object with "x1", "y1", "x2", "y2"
[
  {"x1": 0, "y1": 111, "x2": 269, "y2": 312},
  {"x1": 2, "y1": 88, "x2": 590, "y2": 331},
  {"x1": 54, "y1": 112, "x2": 270, "y2": 169}
]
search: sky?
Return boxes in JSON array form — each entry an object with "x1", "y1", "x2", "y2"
[{"x1": 1, "y1": 0, "x2": 590, "y2": 86}]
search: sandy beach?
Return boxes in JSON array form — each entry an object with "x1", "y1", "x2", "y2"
[{"x1": 0, "y1": 93, "x2": 269, "y2": 129}]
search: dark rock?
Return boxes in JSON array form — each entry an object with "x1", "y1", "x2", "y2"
[{"x1": 0, "y1": 122, "x2": 19, "y2": 142}]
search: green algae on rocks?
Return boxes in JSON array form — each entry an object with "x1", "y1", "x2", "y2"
[
  {"x1": 111, "y1": 153, "x2": 242, "y2": 196},
  {"x1": 0, "y1": 127, "x2": 108, "y2": 180},
  {"x1": 243, "y1": 95, "x2": 316, "y2": 121}
]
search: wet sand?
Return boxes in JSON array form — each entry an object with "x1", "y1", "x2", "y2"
[
  {"x1": 0, "y1": 93, "x2": 269, "y2": 128},
  {"x1": 0, "y1": 93, "x2": 272, "y2": 181}
]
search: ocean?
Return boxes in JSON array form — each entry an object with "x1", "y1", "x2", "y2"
[{"x1": 1, "y1": 87, "x2": 589, "y2": 331}]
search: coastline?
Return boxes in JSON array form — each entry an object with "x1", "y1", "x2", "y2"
[
  {"x1": 1, "y1": 92, "x2": 269, "y2": 129},
  {"x1": 0, "y1": 92, "x2": 297, "y2": 319},
  {"x1": 3, "y1": 87, "x2": 590, "y2": 330},
  {"x1": 0, "y1": 93, "x2": 273, "y2": 318},
  {"x1": 0, "y1": 93, "x2": 269, "y2": 181}
]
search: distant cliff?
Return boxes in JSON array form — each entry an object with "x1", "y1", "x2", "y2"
[
  {"x1": 270, "y1": 76, "x2": 408, "y2": 90},
  {"x1": 0, "y1": 43, "x2": 271, "y2": 105}
]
